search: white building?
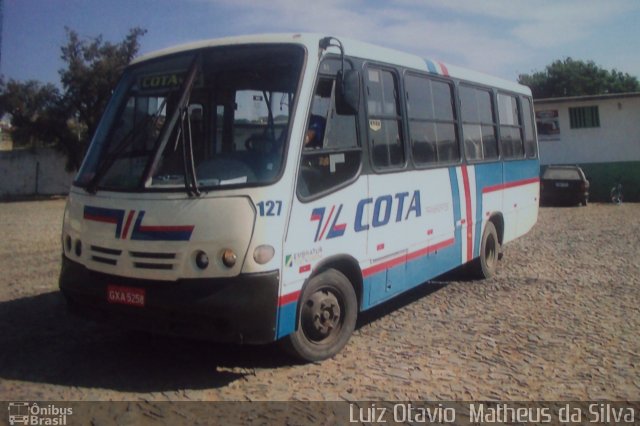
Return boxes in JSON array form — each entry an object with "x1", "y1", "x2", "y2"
[{"x1": 535, "y1": 92, "x2": 640, "y2": 201}]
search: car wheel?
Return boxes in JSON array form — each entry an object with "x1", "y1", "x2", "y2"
[{"x1": 283, "y1": 269, "x2": 357, "y2": 362}]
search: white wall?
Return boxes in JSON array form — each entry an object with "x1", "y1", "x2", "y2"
[
  {"x1": 536, "y1": 95, "x2": 640, "y2": 165},
  {"x1": 0, "y1": 148, "x2": 75, "y2": 197}
]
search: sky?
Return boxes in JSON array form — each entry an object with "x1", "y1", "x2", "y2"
[{"x1": 2, "y1": 0, "x2": 640, "y2": 86}]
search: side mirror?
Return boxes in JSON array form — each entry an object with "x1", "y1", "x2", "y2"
[{"x1": 336, "y1": 70, "x2": 360, "y2": 115}]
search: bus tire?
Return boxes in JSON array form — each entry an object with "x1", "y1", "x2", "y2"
[
  {"x1": 475, "y1": 221, "x2": 500, "y2": 279},
  {"x1": 284, "y1": 269, "x2": 357, "y2": 362}
]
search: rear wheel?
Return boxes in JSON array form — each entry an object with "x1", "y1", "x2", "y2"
[
  {"x1": 284, "y1": 269, "x2": 357, "y2": 362},
  {"x1": 473, "y1": 221, "x2": 500, "y2": 279}
]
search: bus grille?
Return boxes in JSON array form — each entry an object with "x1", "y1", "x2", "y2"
[
  {"x1": 87, "y1": 246, "x2": 179, "y2": 271},
  {"x1": 130, "y1": 251, "x2": 177, "y2": 271},
  {"x1": 90, "y1": 245, "x2": 122, "y2": 266}
]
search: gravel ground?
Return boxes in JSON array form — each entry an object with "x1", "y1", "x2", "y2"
[{"x1": 0, "y1": 199, "x2": 639, "y2": 402}]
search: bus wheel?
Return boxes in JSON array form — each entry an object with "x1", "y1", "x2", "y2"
[
  {"x1": 285, "y1": 269, "x2": 357, "y2": 362},
  {"x1": 475, "y1": 221, "x2": 500, "y2": 279}
]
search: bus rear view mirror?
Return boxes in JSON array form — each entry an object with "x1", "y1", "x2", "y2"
[{"x1": 336, "y1": 70, "x2": 360, "y2": 115}]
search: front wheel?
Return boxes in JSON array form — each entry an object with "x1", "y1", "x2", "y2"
[
  {"x1": 473, "y1": 221, "x2": 500, "y2": 279},
  {"x1": 283, "y1": 269, "x2": 357, "y2": 362}
]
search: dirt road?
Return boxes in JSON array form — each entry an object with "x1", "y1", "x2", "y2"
[{"x1": 1, "y1": 199, "x2": 638, "y2": 401}]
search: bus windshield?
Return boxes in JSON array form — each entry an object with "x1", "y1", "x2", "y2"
[{"x1": 76, "y1": 44, "x2": 305, "y2": 192}]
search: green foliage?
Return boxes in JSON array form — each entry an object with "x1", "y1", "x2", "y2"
[
  {"x1": 0, "y1": 27, "x2": 146, "y2": 170},
  {"x1": 59, "y1": 27, "x2": 146, "y2": 143},
  {"x1": 56, "y1": 27, "x2": 147, "y2": 170},
  {"x1": 518, "y1": 58, "x2": 640, "y2": 99},
  {"x1": 0, "y1": 77, "x2": 61, "y2": 148}
]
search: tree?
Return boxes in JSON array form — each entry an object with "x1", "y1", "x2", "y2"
[
  {"x1": 0, "y1": 27, "x2": 146, "y2": 170},
  {"x1": 518, "y1": 58, "x2": 640, "y2": 99},
  {"x1": 57, "y1": 26, "x2": 147, "y2": 169},
  {"x1": 0, "y1": 78, "x2": 61, "y2": 148}
]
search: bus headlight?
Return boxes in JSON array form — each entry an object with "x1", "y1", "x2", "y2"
[
  {"x1": 195, "y1": 250, "x2": 209, "y2": 270},
  {"x1": 253, "y1": 245, "x2": 275, "y2": 264},
  {"x1": 74, "y1": 239, "x2": 82, "y2": 257},
  {"x1": 221, "y1": 249, "x2": 237, "y2": 268}
]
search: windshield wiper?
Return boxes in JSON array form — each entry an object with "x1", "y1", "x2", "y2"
[
  {"x1": 140, "y1": 54, "x2": 201, "y2": 191},
  {"x1": 173, "y1": 104, "x2": 200, "y2": 196},
  {"x1": 85, "y1": 99, "x2": 167, "y2": 194}
]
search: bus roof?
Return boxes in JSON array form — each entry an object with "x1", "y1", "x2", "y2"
[{"x1": 132, "y1": 33, "x2": 531, "y2": 96}]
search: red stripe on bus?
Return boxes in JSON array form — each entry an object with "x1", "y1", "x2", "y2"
[
  {"x1": 83, "y1": 214, "x2": 118, "y2": 224},
  {"x1": 121, "y1": 210, "x2": 135, "y2": 239},
  {"x1": 461, "y1": 165, "x2": 473, "y2": 262},
  {"x1": 482, "y1": 177, "x2": 539, "y2": 194},
  {"x1": 439, "y1": 61, "x2": 449, "y2": 76},
  {"x1": 318, "y1": 205, "x2": 335, "y2": 241},
  {"x1": 406, "y1": 238, "x2": 455, "y2": 262},
  {"x1": 362, "y1": 238, "x2": 455, "y2": 278},
  {"x1": 278, "y1": 290, "x2": 301, "y2": 307},
  {"x1": 363, "y1": 255, "x2": 406, "y2": 278}
]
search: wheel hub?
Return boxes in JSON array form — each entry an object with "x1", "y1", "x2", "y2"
[{"x1": 302, "y1": 289, "x2": 341, "y2": 341}]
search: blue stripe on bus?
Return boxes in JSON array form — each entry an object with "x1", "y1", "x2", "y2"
[
  {"x1": 503, "y1": 158, "x2": 540, "y2": 183},
  {"x1": 361, "y1": 238, "x2": 460, "y2": 309},
  {"x1": 277, "y1": 161, "x2": 541, "y2": 334},
  {"x1": 472, "y1": 162, "x2": 503, "y2": 257},
  {"x1": 358, "y1": 166, "x2": 466, "y2": 310},
  {"x1": 425, "y1": 59, "x2": 438, "y2": 74},
  {"x1": 276, "y1": 301, "x2": 297, "y2": 339},
  {"x1": 448, "y1": 166, "x2": 462, "y2": 261}
]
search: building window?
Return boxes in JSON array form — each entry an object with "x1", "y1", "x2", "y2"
[{"x1": 569, "y1": 106, "x2": 600, "y2": 129}]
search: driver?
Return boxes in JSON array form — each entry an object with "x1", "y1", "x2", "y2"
[{"x1": 305, "y1": 114, "x2": 326, "y2": 148}]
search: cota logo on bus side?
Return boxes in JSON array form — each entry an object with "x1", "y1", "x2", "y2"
[{"x1": 310, "y1": 190, "x2": 422, "y2": 242}]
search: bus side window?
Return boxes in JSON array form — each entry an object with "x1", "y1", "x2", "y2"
[
  {"x1": 497, "y1": 93, "x2": 524, "y2": 159},
  {"x1": 366, "y1": 67, "x2": 405, "y2": 168},
  {"x1": 297, "y1": 77, "x2": 360, "y2": 198},
  {"x1": 406, "y1": 74, "x2": 459, "y2": 165},
  {"x1": 460, "y1": 85, "x2": 498, "y2": 161}
]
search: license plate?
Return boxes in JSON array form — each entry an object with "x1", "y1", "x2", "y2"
[
  {"x1": 107, "y1": 285, "x2": 145, "y2": 307},
  {"x1": 555, "y1": 182, "x2": 569, "y2": 188}
]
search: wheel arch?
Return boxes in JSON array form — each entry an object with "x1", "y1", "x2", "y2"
[{"x1": 302, "y1": 254, "x2": 364, "y2": 312}]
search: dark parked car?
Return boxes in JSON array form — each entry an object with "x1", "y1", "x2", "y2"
[{"x1": 540, "y1": 165, "x2": 589, "y2": 206}]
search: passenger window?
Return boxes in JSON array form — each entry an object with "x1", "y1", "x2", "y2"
[
  {"x1": 497, "y1": 93, "x2": 524, "y2": 159},
  {"x1": 521, "y1": 96, "x2": 538, "y2": 158},
  {"x1": 297, "y1": 72, "x2": 360, "y2": 198},
  {"x1": 460, "y1": 85, "x2": 498, "y2": 161},
  {"x1": 406, "y1": 74, "x2": 459, "y2": 165},
  {"x1": 366, "y1": 67, "x2": 404, "y2": 168}
]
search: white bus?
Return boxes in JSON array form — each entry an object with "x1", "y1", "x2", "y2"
[{"x1": 60, "y1": 34, "x2": 539, "y2": 361}]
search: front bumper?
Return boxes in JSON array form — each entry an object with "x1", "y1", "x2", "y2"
[{"x1": 59, "y1": 257, "x2": 280, "y2": 344}]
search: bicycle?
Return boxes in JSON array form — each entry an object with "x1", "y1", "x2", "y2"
[{"x1": 610, "y1": 183, "x2": 623, "y2": 204}]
